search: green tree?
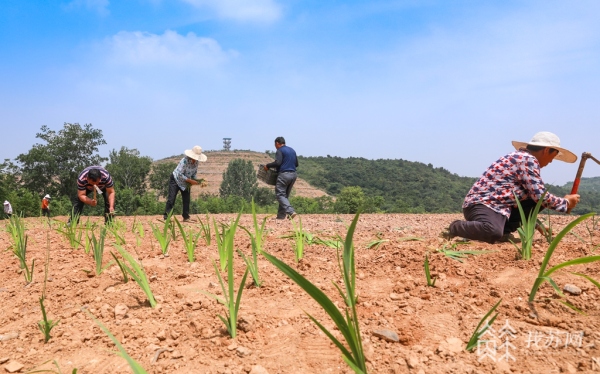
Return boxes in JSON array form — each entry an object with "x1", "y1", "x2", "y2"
[
  {"x1": 15, "y1": 123, "x2": 107, "y2": 199},
  {"x1": 219, "y1": 159, "x2": 257, "y2": 202},
  {"x1": 335, "y1": 186, "x2": 365, "y2": 214},
  {"x1": 148, "y1": 162, "x2": 178, "y2": 199},
  {"x1": 105, "y1": 147, "x2": 152, "y2": 195}
]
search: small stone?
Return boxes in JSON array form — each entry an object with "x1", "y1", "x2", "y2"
[
  {"x1": 0, "y1": 358, "x2": 8, "y2": 364},
  {"x1": 446, "y1": 337, "x2": 463, "y2": 353},
  {"x1": 0, "y1": 332, "x2": 19, "y2": 341},
  {"x1": 227, "y1": 342, "x2": 238, "y2": 351},
  {"x1": 170, "y1": 330, "x2": 180, "y2": 340},
  {"x1": 236, "y1": 346, "x2": 252, "y2": 357},
  {"x1": 4, "y1": 361, "x2": 25, "y2": 373},
  {"x1": 239, "y1": 315, "x2": 255, "y2": 333},
  {"x1": 249, "y1": 365, "x2": 269, "y2": 374},
  {"x1": 563, "y1": 284, "x2": 582, "y2": 296},
  {"x1": 171, "y1": 350, "x2": 183, "y2": 359},
  {"x1": 406, "y1": 354, "x2": 419, "y2": 368},
  {"x1": 157, "y1": 330, "x2": 167, "y2": 341},
  {"x1": 390, "y1": 293, "x2": 402, "y2": 300},
  {"x1": 372, "y1": 329, "x2": 399, "y2": 343},
  {"x1": 114, "y1": 304, "x2": 128, "y2": 319}
]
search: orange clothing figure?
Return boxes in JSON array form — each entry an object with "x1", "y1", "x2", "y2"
[{"x1": 41, "y1": 194, "x2": 51, "y2": 217}]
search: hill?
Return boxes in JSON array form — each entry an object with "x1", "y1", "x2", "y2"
[{"x1": 158, "y1": 150, "x2": 329, "y2": 200}]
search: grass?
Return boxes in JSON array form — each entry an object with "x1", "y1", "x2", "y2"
[
  {"x1": 107, "y1": 219, "x2": 126, "y2": 245},
  {"x1": 197, "y1": 214, "x2": 212, "y2": 245},
  {"x1": 56, "y1": 212, "x2": 83, "y2": 249},
  {"x1": 203, "y1": 212, "x2": 249, "y2": 338},
  {"x1": 466, "y1": 299, "x2": 502, "y2": 352},
  {"x1": 528, "y1": 212, "x2": 600, "y2": 313},
  {"x1": 511, "y1": 192, "x2": 546, "y2": 260},
  {"x1": 26, "y1": 360, "x2": 78, "y2": 374},
  {"x1": 90, "y1": 226, "x2": 112, "y2": 275},
  {"x1": 149, "y1": 211, "x2": 173, "y2": 256},
  {"x1": 131, "y1": 216, "x2": 145, "y2": 246},
  {"x1": 238, "y1": 200, "x2": 266, "y2": 287},
  {"x1": 38, "y1": 296, "x2": 60, "y2": 343},
  {"x1": 84, "y1": 309, "x2": 148, "y2": 373},
  {"x1": 174, "y1": 216, "x2": 202, "y2": 262},
  {"x1": 213, "y1": 212, "x2": 242, "y2": 271},
  {"x1": 263, "y1": 212, "x2": 368, "y2": 373},
  {"x1": 6, "y1": 214, "x2": 34, "y2": 284},
  {"x1": 436, "y1": 242, "x2": 495, "y2": 263},
  {"x1": 113, "y1": 244, "x2": 157, "y2": 308},
  {"x1": 365, "y1": 232, "x2": 389, "y2": 250},
  {"x1": 424, "y1": 254, "x2": 436, "y2": 287}
]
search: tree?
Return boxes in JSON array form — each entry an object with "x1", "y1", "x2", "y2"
[
  {"x1": 219, "y1": 159, "x2": 257, "y2": 201},
  {"x1": 105, "y1": 147, "x2": 152, "y2": 195},
  {"x1": 15, "y1": 123, "x2": 107, "y2": 199},
  {"x1": 334, "y1": 186, "x2": 365, "y2": 214},
  {"x1": 148, "y1": 162, "x2": 178, "y2": 199}
]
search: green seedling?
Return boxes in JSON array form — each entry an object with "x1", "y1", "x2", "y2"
[
  {"x1": 26, "y1": 359, "x2": 78, "y2": 374},
  {"x1": 249, "y1": 198, "x2": 267, "y2": 253},
  {"x1": 239, "y1": 228, "x2": 262, "y2": 287},
  {"x1": 365, "y1": 232, "x2": 388, "y2": 250},
  {"x1": 38, "y1": 296, "x2": 59, "y2": 343},
  {"x1": 111, "y1": 252, "x2": 129, "y2": 283},
  {"x1": 132, "y1": 218, "x2": 145, "y2": 246},
  {"x1": 6, "y1": 214, "x2": 34, "y2": 284},
  {"x1": 113, "y1": 244, "x2": 156, "y2": 308},
  {"x1": 174, "y1": 217, "x2": 202, "y2": 262},
  {"x1": 213, "y1": 212, "x2": 242, "y2": 271},
  {"x1": 397, "y1": 236, "x2": 424, "y2": 242},
  {"x1": 424, "y1": 254, "x2": 436, "y2": 287},
  {"x1": 466, "y1": 299, "x2": 502, "y2": 352},
  {"x1": 437, "y1": 243, "x2": 495, "y2": 263},
  {"x1": 263, "y1": 213, "x2": 367, "y2": 373},
  {"x1": 529, "y1": 212, "x2": 600, "y2": 313},
  {"x1": 512, "y1": 192, "x2": 546, "y2": 260},
  {"x1": 90, "y1": 226, "x2": 113, "y2": 275},
  {"x1": 149, "y1": 211, "x2": 174, "y2": 256},
  {"x1": 203, "y1": 212, "x2": 249, "y2": 338},
  {"x1": 107, "y1": 219, "x2": 126, "y2": 245},
  {"x1": 313, "y1": 235, "x2": 343, "y2": 249},
  {"x1": 56, "y1": 212, "x2": 82, "y2": 249},
  {"x1": 291, "y1": 216, "x2": 306, "y2": 262},
  {"x1": 197, "y1": 214, "x2": 212, "y2": 246},
  {"x1": 84, "y1": 309, "x2": 148, "y2": 373}
]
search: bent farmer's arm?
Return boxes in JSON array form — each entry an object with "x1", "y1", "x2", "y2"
[
  {"x1": 78, "y1": 189, "x2": 97, "y2": 207},
  {"x1": 106, "y1": 186, "x2": 116, "y2": 212}
]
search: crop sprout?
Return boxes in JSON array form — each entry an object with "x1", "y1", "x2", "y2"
[
  {"x1": 107, "y1": 219, "x2": 126, "y2": 245},
  {"x1": 84, "y1": 309, "x2": 148, "y2": 373},
  {"x1": 149, "y1": 211, "x2": 174, "y2": 256},
  {"x1": 197, "y1": 214, "x2": 212, "y2": 246},
  {"x1": 239, "y1": 200, "x2": 266, "y2": 287},
  {"x1": 90, "y1": 226, "x2": 113, "y2": 275},
  {"x1": 511, "y1": 192, "x2": 545, "y2": 260},
  {"x1": 174, "y1": 217, "x2": 202, "y2": 262},
  {"x1": 203, "y1": 212, "x2": 249, "y2": 338},
  {"x1": 6, "y1": 214, "x2": 34, "y2": 284},
  {"x1": 424, "y1": 254, "x2": 436, "y2": 287},
  {"x1": 213, "y1": 212, "x2": 242, "y2": 271},
  {"x1": 263, "y1": 213, "x2": 367, "y2": 373},
  {"x1": 56, "y1": 212, "x2": 83, "y2": 249},
  {"x1": 113, "y1": 244, "x2": 157, "y2": 308},
  {"x1": 291, "y1": 216, "x2": 306, "y2": 262},
  {"x1": 528, "y1": 212, "x2": 600, "y2": 314},
  {"x1": 26, "y1": 360, "x2": 78, "y2": 374},
  {"x1": 466, "y1": 299, "x2": 502, "y2": 352},
  {"x1": 570, "y1": 214, "x2": 600, "y2": 252},
  {"x1": 38, "y1": 228, "x2": 59, "y2": 344},
  {"x1": 131, "y1": 216, "x2": 145, "y2": 246},
  {"x1": 365, "y1": 232, "x2": 388, "y2": 250},
  {"x1": 436, "y1": 242, "x2": 495, "y2": 263}
]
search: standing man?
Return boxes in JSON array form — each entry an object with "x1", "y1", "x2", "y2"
[
  {"x1": 71, "y1": 166, "x2": 116, "y2": 224},
  {"x1": 41, "y1": 194, "x2": 51, "y2": 217},
  {"x1": 3, "y1": 200, "x2": 12, "y2": 219},
  {"x1": 163, "y1": 145, "x2": 207, "y2": 222},
  {"x1": 265, "y1": 136, "x2": 298, "y2": 220},
  {"x1": 443, "y1": 131, "x2": 580, "y2": 243}
]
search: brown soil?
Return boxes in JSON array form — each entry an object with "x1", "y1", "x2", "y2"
[{"x1": 1, "y1": 214, "x2": 599, "y2": 374}]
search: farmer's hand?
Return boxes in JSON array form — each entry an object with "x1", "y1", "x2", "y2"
[
  {"x1": 565, "y1": 194, "x2": 580, "y2": 209},
  {"x1": 89, "y1": 198, "x2": 97, "y2": 207},
  {"x1": 263, "y1": 165, "x2": 268, "y2": 171}
]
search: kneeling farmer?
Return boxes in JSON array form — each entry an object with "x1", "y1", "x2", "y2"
[{"x1": 444, "y1": 131, "x2": 581, "y2": 244}]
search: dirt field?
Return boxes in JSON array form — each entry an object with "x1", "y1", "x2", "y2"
[{"x1": 1, "y1": 213, "x2": 599, "y2": 374}]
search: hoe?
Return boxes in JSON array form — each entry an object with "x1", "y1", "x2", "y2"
[{"x1": 567, "y1": 152, "x2": 600, "y2": 213}]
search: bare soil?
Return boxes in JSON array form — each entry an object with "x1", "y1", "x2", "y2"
[{"x1": 1, "y1": 214, "x2": 599, "y2": 374}]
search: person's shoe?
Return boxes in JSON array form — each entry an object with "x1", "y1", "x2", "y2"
[
  {"x1": 439, "y1": 227, "x2": 455, "y2": 240},
  {"x1": 498, "y1": 233, "x2": 521, "y2": 243},
  {"x1": 183, "y1": 217, "x2": 193, "y2": 223},
  {"x1": 288, "y1": 212, "x2": 297, "y2": 220}
]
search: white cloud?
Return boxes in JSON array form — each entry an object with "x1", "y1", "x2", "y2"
[
  {"x1": 64, "y1": 0, "x2": 110, "y2": 16},
  {"x1": 181, "y1": 0, "x2": 282, "y2": 23},
  {"x1": 103, "y1": 30, "x2": 237, "y2": 69}
]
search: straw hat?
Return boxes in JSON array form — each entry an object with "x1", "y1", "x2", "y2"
[
  {"x1": 44, "y1": 194, "x2": 51, "y2": 199},
  {"x1": 512, "y1": 131, "x2": 577, "y2": 163},
  {"x1": 184, "y1": 145, "x2": 207, "y2": 162},
  {"x1": 3, "y1": 200, "x2": 8, "y2": 205}
]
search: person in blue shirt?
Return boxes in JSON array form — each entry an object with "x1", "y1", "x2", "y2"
[
  {"x1": 265, "y1": 137, "x2": 299, "y2": 220},
  {"x1": 164, "y1": 145, "x2": 207, "y2": 222}
]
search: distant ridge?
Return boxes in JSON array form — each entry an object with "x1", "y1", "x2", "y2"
[{"x1": 157, "y1": 150, "x2": 329, "y2": 200}]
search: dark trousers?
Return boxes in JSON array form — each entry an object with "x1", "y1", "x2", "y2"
[
  {"x1": 449, "y1": 200, "x2": 543, "y2": 243},
  {"x1": 275, "y1": 171, "x2": 297, "y2": 219},
  {"x1": 42, "y1": 208, "x2": 50, "y2": 217},
  {"x1": 71, "y1": 187, "x2": 111, "y2": 223},
  {"x1": 164, "y1": 174, "x2": 191, "y2": 220}
]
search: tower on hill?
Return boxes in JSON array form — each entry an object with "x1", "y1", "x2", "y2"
[{"x1": 223, "y1": 138, "x2": 231, "y2": 151}]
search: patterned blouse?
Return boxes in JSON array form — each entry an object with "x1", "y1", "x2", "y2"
[
  {"x1": 173, "y1": 157, "x2": 198, "y2": 191},
  {"x1": 463, "y1": 150, "x2": 567, "y2": 217}
]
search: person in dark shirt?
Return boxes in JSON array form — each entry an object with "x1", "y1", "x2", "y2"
[
  {"x1": 265, "y1": 136, "x2": 299, "y2": 220},
  {"x1": 70, "y1": 166, "x2": 116, "y2": 224}
]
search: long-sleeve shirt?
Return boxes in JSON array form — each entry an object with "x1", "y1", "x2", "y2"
[
  {"x1": 463, "y1": 150, "x2": 568, "y2": 218},
  {"x1": 173, "y1": 157, "x2": 198, "y2": 191},
  {"x1": 266, "y1": 145, "x2": 298, "y2": 172}
]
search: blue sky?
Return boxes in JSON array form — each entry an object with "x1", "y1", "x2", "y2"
[{"x1": 2, "y1": 0, "x2": 600, "y2": 185}]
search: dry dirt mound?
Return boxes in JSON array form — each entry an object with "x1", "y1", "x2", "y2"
[
  {"x1": 158, "y1": 151, "x2": 329, "y2": 199},
  {"x1": 0, "y1": 214, "x2": 599, "y2": 374}
]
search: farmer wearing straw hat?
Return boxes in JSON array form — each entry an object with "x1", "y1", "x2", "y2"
[
  {"x1": 3, "y1": 200, "x2": 12, "y2": 219},
  {"x1": 41, "y1": 194, "x2": 51, "y2": 217},
  {"x1": 70, "y1": 166, "x2": 116, "y2": 224},
  {"x1": 443, "y1": 131, "x2": 581, "y2": 244},
  {"x1": 163, "y1": 145, "x2": 207, "y2": 222}
]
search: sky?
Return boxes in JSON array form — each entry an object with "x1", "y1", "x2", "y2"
[{"x1": 1, "y1": 0, "x2": 600, "y2": 186}]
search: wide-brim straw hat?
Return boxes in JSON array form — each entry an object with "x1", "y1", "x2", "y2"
[
  {"x1": 184, "y1": 145, "x2": 207, "y2": 162},
  {"x1": 512, "y1": 131, "x2": 577, "y2": 163},
  {"x1": 44, "y1": 194, "x2": 51, "y2": 199}
]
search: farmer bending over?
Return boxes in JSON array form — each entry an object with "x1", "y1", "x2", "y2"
[
  {"x1": 70, "y1": 166, "x2": 116, "y2": 224},
  {"x1": 443, "y1": 131, "x2": 580, "y2": 244}
]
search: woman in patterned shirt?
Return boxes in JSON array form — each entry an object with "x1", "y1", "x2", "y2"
[
  {"x1": 443, "y1": 132, "x2": 581, "y2": 244},
  {"x1": 163, "y1": 145, "x2": 207, "y2": 222}
]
